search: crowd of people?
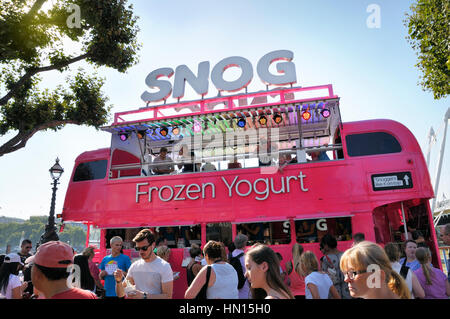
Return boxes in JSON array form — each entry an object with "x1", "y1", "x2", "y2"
[{"x1": 0, "y1": 223, "x2": 449, "y2": 299}]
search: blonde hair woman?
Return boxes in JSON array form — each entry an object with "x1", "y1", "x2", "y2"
[
  {"x1": 245, "y1": 244, "x2": 294, "y2": 299},
  {"x1": 339, "y1": 241, "x2": 410, "y2": 299},
  {"x1": 414, "y1": 247, "x2": 450, "y2": 299},
  {"x1": 284, "y1": 243, "x2": 305, "y2": 297},
  {"x1": 156, "y1": 245, "x2": 171, "y2": 262},
  {"x1": 299, "y1": 251, "x2": 341, "y2": 299}
]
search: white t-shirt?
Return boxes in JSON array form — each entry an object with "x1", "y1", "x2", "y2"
[
  {"x1": 305, "y1": 271, "x2": 333, "y2": 299},
  {"x1": 127, "y1": 257, "x2": 173, "y2": 295},
  {"x1": 0, "y1": 274, "x2": 21, "y2": 299},
  {"x1": 391, "y1": 261, "x2": 414, "y2": 298}
]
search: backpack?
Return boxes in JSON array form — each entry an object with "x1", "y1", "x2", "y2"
[
  {"x1": 229, "y1": 253, "x2": 246, "y2": 289},
  {"x1": 322, "y1": 253, "x2": 344, "y2": 285}
]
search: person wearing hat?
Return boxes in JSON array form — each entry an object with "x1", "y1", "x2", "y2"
[
  {"x1": 152, "y1": 147, "x2": 174, "y2": 175},
  {"x1": 31, "y1": 241, "x2": 97, "y2": 299},
  {"x1": 0, "y1": 253, "x2": 27, "y2": 299},
  {"x1": 231, "y1": 233, "x2": 250, "y2": 299}
]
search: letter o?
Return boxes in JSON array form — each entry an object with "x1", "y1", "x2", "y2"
[
  {"x1": 211, "y1": 56, "x2": 253, "y2": 92},
  {"x1": 159, "y1": 185, "x2": 174, "y2": 202},
  {"x1": 235, "y1": 179, "x2": 252, "y2": 197},
  {"x1": 257, "y1": 50, "x2": 297, "y2": 86}
]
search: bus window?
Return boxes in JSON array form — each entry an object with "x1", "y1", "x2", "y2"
[
  {"x1": 73, "y1": 160, "x2": 107, "y2": 181},
  {"x1": 236, "y1": 221, "x2": 291, "y2": 246},
  {"x1": 206, "y1": 222, "x2": 232, "y2": 247},
  {"x1": 154, "y1": 225, "x2": 202, "y2": 248},
  {"x1": 88, "y1": 225, "x2": 101, "y2": 248},
  {"x1": 295, "y1": 217, "x2": 352, "y2": 243},
  {"x1": 346, "y1": 132, "x2": 401, "y2": 157}
]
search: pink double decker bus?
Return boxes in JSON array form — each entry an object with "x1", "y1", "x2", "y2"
[{"x1": 61, "y1": 84, "x2": 441, "y2": 298}]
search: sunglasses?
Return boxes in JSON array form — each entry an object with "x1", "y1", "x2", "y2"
[
  {"x1": 135, "y1": 244, "x2": 151, "y2": 252},
  {"x1": 343, "y1": 270, "x2": 367, "y2": 280}
]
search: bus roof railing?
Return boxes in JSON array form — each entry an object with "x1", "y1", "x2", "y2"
[{"x1": 103, "y1": 85, "x2": 339, "y2": 131}]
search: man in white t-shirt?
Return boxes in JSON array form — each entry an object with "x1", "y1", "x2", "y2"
[{"x1": 115, "y1": 229, "x2": 173, "y2": 299}]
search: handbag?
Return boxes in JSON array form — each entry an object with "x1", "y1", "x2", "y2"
[{"x1": 195, "y1": 265, "x2": 211, "y2": 299}]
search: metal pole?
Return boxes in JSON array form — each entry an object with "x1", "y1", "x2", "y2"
[
  {"x1": 426, "y1": 126, "x2": 435, "y2": 168},
  {"x1": 431, "y1": 108, "x2": 450, "y2": 214},
  {"x1": 39, "y1": 178, "x2": 60, "y2": 246},
  {"x1": 401, "y1": 202, "x2": 409, "y2": 240}
]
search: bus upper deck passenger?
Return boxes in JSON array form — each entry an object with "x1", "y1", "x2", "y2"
[
  {"x1": 228, "y1": 157, "x2": 242, "y2": 169},
  {"x1": 202, "y1": 162, "x2": 217, "y2": 172},
  {"x1": 153, "y1": 147, "x2": 174, "y2": 175}
]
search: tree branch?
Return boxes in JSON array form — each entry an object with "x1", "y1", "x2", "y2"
[
  {"x1": 25, "y1": 0, "x2": 48, "y2": 21},
  {"x1": 0, "y1": 53, "x2": 90, "y2": 106},
  {"x1": 0, "y1": 120, "x2": 81, "y2": 157}
]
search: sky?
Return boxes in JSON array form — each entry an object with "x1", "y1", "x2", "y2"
[{"x1": 0, "y1": 0, "x2": 448, "y2": 221}]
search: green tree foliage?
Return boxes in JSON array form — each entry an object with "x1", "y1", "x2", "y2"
[
  {"x1": 0, "y1": 0, "x2": 140, "y2": 156},
  {"x1": 404, "y1": 0, "x2": 450, "y2": 99},
  {"x1": 0, "y1": 216, "x2": 87, "y2": 252}
]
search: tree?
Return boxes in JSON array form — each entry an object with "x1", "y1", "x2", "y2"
[
  {"x1": 0, "y1": 0, "x2": 140, "y2": 157},
  {"x1": 0, "y1": 216, "x2": 87, "y2": 252},
  {"x1": 404, "y1": 0, "x2": 449, "y2": 99}
]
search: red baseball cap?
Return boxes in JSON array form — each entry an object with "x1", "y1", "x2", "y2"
[{"x1": 34, "y1": 241, "x2": 74, "y2": 268}]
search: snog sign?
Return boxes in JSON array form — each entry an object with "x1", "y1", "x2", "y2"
[{"x1": 141, "y1": 50, "x2": 297, "y2": 103}]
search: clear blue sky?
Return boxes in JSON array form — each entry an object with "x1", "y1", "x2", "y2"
[{"x1": 0, "y1": 0, "x2": 448, "y2": 220}]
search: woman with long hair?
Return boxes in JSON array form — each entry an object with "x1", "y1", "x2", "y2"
[
  {"x1": 339, "y1": 241, "x2": 410, "y2": 299},
  {"x1": 245, "y1": 244, "x2": 294, "y2": 299},
  {"x1": 81, "y1": 246, "x2": 104, "y2": 293},
  {"x1": 0, "y1": 253, "x2": 27, "y2": 299},
  {"x1": 300, "y1": 251, "x2": 341, "y2": 299},
  {"x1": 414, "y1": 247, "x2": 450, "y2": 299},
  {"x1": 284, "y1": 243, "x2": 305, "y2": 298},
  {"x1": 73, "y1": 254, "x2": 96, "y2": 292}
]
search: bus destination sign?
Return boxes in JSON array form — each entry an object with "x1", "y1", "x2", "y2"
[{"x1": 371, "y1": 172, "x2": 413, "y2": 191}]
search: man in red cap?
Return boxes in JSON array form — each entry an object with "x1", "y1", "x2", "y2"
[{"x1": 31, "y1": 241, "x2": 97, "y2": 299}]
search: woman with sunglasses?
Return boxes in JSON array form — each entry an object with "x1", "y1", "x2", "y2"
[
  {"x1": 115, "y1": 229, "x2": 173, "y2": 299},
  {"x1": 339, "y1": 241, "x2": 410, "y2": 299}
]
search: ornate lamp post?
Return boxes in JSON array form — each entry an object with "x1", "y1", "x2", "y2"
[{"x1": 39, "y1": 158, "x2": 64, "y2": 246}]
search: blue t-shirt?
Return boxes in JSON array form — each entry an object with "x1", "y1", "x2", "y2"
[
  {"x1": 399, "y1": 258, "x2": 421, "y2": 271},
  {"x1": 318, "y1": 152, "x2": 330, "y2": 161},
  {"x1": 99, "y1": 254, "x2": 131, "y2": 297}
]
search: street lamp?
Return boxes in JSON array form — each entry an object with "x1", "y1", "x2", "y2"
[{"x1": 39, "y1": 158, "x2": 64, "y2": 246}]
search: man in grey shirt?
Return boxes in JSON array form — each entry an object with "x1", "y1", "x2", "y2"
[{"x1": 153, "y1": 147, "x2": 174, "y2": 175}]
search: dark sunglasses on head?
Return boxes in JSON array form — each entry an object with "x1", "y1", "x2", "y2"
[{"x1": 135, "y1": 244, "x2": 151, "y2": 252}]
